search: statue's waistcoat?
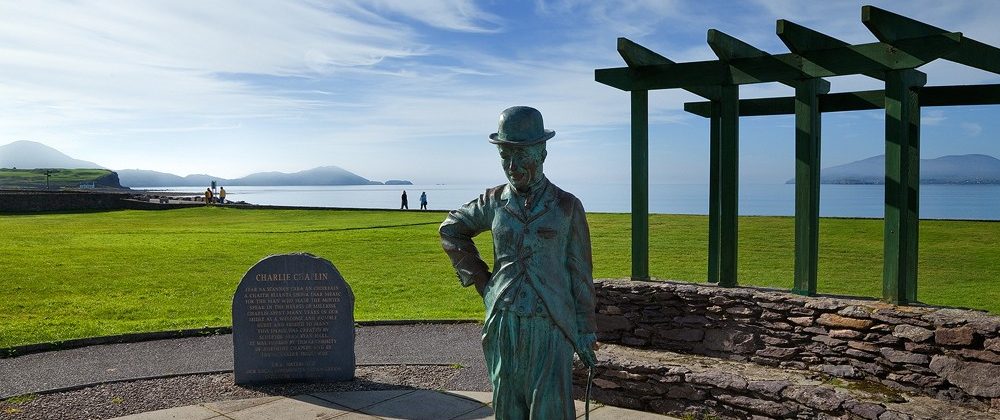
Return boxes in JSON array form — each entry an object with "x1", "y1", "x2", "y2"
[{"x1": 483, "y1": 182, "x2": 583, "y2": 347}]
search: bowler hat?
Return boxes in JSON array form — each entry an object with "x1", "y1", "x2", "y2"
[{"x1": 489, "y1": 106, "x2": 555, "y2": 146}]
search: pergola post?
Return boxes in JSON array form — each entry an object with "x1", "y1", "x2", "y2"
[
  {"x1": 708, "y1": 101, "x2": 722, "y2": 283},
  {"x1": 719, "y1": 84, "x2": 739, "y2": 287},
  {"x1": 792, "y1": 79, "x2": 826, "y2": 296},
  {"x1": 631, "y1": 89, "x2": 650, "y2": 281},
  {"x1": 706, "y1": 28, "x2": 830, "y2": 288},
  {"x1": 883, "y1": 69, "x2": 925, "y2": 304},
  {"x1": 616, "y1": 37, "x2": 720, "y2": 283}
]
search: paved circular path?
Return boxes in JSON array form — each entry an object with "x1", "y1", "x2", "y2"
[
  {"x1": 2, "y1": 323, "x2": 679, "y2": 419},
  {"x1": 108, "y1": 390, "x2": 679, "y2": 419},
  {"x1": 0, "y1": 323, "x2": 488, "y2": 399}
]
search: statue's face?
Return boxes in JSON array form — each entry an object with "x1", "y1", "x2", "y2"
[{"x1": 498, "y1": 143, "x2": 546, "y2": 192}]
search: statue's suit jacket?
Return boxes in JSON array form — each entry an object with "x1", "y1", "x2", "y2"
[{"x1": 439, "y1": 179, "x2": 596, "y2": 351}]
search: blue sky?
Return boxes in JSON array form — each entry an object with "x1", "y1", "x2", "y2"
[{"x1": 0, "y1": 1, "x2": 998, "y2": 185}]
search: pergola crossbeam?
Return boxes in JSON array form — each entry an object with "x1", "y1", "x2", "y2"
[
  {"x1": 708, "y1": 29, "x2": 767, "y2": 60},
  {"x1": 618, "y1": 38, "x2": 720, "y2": 101},
  {"x1": 683, "y1": 84, "x2": 1000, "y2": 117},
  {"x1": 708, "y1": 29, "x2": 832, "y2": 91},
  {"x1": 864, "y1": 6, "x2": 1000, "y2": 75},
  {"x1": 777, "y1": 19, "x2": 885, "y2": 81},
  {"x1": 596, "y1": 34, "x2": 955, "y2": 91}
]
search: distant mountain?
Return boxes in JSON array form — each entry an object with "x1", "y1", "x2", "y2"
[
  {"x1": 0, "y1": 140, "x2": 105, "y2": 169},
  {"x1": 1, "y1": 141, "x2": 410, "y2": 187},
  {"x1": 920, "y1": 154, "x2": 1000, "y2": 183},
  {"x1": 118, "y1": 166, "x2": 403, "y2": 187},
  {"x1": 786, "y1": 154, "x2": 1000, "y2": 184},
  {"x1": 116, "y1": 169, "x2": 216, "y2": 187}
]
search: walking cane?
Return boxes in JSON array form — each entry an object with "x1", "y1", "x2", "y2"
[{"x1": 584, "y1": 365, "x2": 595, "y2": 420}]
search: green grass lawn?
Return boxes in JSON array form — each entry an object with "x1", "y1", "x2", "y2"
[
  {"x1": 0, "y1": 168, "x2": 114, "y2": 188},
  {"x1": 1, "y1": 207, "x2": 998, "y2": 348}
]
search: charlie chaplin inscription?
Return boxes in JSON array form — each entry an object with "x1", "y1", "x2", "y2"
[{"x1": 232, "y1": 253, "x2": 355, "y2": 384}]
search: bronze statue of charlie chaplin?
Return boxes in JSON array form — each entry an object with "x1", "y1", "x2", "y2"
[{"x1": 440, "y1": 106, "x2": 597, "y2": 419}]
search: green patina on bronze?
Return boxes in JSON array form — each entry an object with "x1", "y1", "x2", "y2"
[
  {"x1": 595, "y1": 5, "x2": 1000, "y2": 305},
  {"x1": 441, "y1": 106, "x2": 597, "y2": 419}
]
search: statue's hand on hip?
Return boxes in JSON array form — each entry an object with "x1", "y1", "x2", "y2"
[{"x1": 473, "y1": 271, "x2": 491, "y2": 297}]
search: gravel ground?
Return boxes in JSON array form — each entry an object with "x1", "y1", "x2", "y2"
[{"x1": 0, "y1": 364, "x2": 461, "y2": 420}]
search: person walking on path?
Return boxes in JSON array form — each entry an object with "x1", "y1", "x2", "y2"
[
  {"x1": 204, "y1": 188, "x2": 213, "y2": 205},
  {"x1": 420, "y1": 192, "x2": 428, "y2": 210},
  {"x1": 401, "y1": 190, "x2": 409, "y2": 209},
  {"x1": 440, "y1": 106, "x2": 597, "y2": 419},
  {"x1": 218, "y1": 187, "x2": 226, "y2": 204}
]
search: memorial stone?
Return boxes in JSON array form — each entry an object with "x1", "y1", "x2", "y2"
[{"x1": 232, "y1": 253, "x2": 355, "y2": 384}]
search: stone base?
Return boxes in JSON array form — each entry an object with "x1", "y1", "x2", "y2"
[{"x1": 573, "y1": 344, "x2": 996, "y2": 420}]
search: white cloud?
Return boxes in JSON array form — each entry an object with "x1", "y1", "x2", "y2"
[
  {"x1": 923, "y1": 110, "x2": 947, "y2": 125},
  {"x1": 360, "y1": 0, "x2": 502, "y2": 33},
  {"x1": 0, "y1": 2, "x2": 422, "y2": 75},
  {"x1": 0, "y1": 1, "x2": 997, "y2": 184},
  {"x1": 0, "y1": 1, "x2": 432, "y2": 140},
  {"x1": 961, "y1": 122, "x2": 983, "y2": 137},
  {"x1": 539, "y1": 0, "x2": 685, "y2": 36}
]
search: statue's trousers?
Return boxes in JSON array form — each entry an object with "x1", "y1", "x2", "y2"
[{"x1": 484, "y1": 309, "x2": 575, "y2": 420}]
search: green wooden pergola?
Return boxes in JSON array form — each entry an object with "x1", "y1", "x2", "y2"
[{"x1": 595, "y1": 6, "x2": 1000, "y2": 304}]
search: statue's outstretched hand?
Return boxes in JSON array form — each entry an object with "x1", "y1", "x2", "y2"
[{"x1": 576, "y1": 333, "x2": 598, "y2": 367}]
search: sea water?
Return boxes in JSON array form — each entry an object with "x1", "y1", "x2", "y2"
[{"x1": 141, "y1": 183, "x2": 1000, "y2": 220}]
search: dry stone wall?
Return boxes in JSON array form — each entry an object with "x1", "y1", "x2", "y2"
[
  {"x1": 572, "y1": 344, "x2": 997, "y2": 419},
  {"x1": 0, "y1": 190, "x2": 129, "y2": 212},
  {"x1": 592, "y1": 279, "x2": 1000, "y2": 406},
  {"x1": 0, "y1": 190, "x2": 199, "y2": 212}
]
